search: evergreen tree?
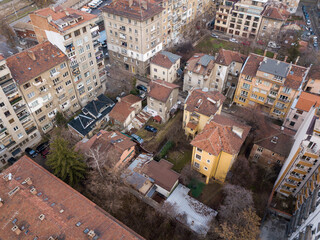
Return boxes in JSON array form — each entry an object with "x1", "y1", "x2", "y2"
[{"x1": 47, "y1": 136, "x2": 86, "y2": 186}]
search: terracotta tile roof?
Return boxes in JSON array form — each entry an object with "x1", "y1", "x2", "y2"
[
  {"x1": 6, "y1": 41, "x2": 68, "y2": 85},
  {"x1": 76, "y1": 130, "x2": 136, "y2": 166},
  {"x1": 187, "y1": 121, "x2": 197, "y2": 130},
  {"x1": 148, "y1": 79, "x2": 179, "y2": 102},
  {"x1": 241, "y1": 53, "x2": 264, "y2": 77},
  {"x1": 121, "y1": 94, "x2": 142, "y2": 105},
  {"x1": 262, "y1": 6, "x2": 289, "y2": 21},
  {"x1": 215, "y1": 49, "x2": 246, "y2": 66},
  {"x1": 185, "y1": 53, "x2": 215, "y2": 76},
  {"x1": 255, "y1": 125, "x2": 293, "y2": 156},
  {"x1": 191, "y1": 115, "x2": 250, "y2": 155},
  {"x1": 109, "y1": 101, "x2": 135, "y2": 124},
  {"x1": 0, "y1": 55, "x2": 4, "y2": 61},
  {"x1": 308, "y1": 65, "x2": 320, "y2": 79},
  {"x1": 0, "y1": 156, "x2": 144, "y2": 240},
  {"x1": 151, "y1": 51, "x2": 181, "y2": 69},
  {"x1": 284, "y1": 65, "x2": 308, "y2": 90},
  {"x1": 33, "y1": 6, "x2": 97, "y2": 32},
  {"x1": 101, "y1": 0, "x2": 163, "y2": 21},
  {"x1": 295, "y1": 92, "x2": 320, "y2": 112},
  {"x1": 185, "y1": 89, "x2": 226, "y2": 117},
  {"x1": 142, "y1": 159, "x2": 180, "y2": 191}
]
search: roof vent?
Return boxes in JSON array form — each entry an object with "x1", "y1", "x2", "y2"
[
  {"x1": 28, "y1": 67, "x2": 31, "y2": 70},
  {"x1": 202, "y1": 87, "x2": 208, "y2": 92},
  {"x1": 8, "y1": 186, "x2": 20, "y2": 197},
  {"x1": 59, "y1": 209, "x2": 64, "y2": 213},
  {"x1": 207, "y1": 97, "x2": 216, "y2": 105},
  {"x1": 30, "y1": 188, "x2": 37, "y2": 195},
  {"x1": 271, "y1": 136, "x2": 278, "y2": 144},
  {"x1": 39, "y1": 214, "x2": 45, "y2": 221},
  {"x1": 88, "y1": 230, "x2": 96, "y2": 239},
  {"x1": 11, "y1": 225, "x2": 21, "y2": 235},
  {"x1": 0, "y1": 198, "x2": 3, "y2": 207},
  {"x1": 24, "y1": 177, "x2": 32, "y2": 185},
  {"x1": 47, "y1": 236, "x2": 55, "y2": 240},
  {"x1": 27, "y1": 51, "x2": 36, "y2": 61},
  {"x1": 195, "y1": 99, "x2": 203, "y2": 109},
  {"x1": 232, "y1": 126, "x2": 244, "y2": 138}
]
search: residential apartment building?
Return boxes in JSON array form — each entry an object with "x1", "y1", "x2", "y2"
[
  {"x1": 215, "y1": 0, "x2": 267, "y2": 39},
  {"x1": 150, "y1": 51, "x2": 181, "y2": 83},
  {"x1": 274, "y1": 106, "x2": 320, "y2": 197},
  {"x1": 274, "y1": 0, "x2": 300, "y2": 13},
  {"x1": 233, "y1": 54, "x2": 309, "y2": 120},
  {"x1": 214, "y1": 49, "x2": 246, "y2": 92},
  {"x1": 258, "y1": 4, "x2": 288, "y2": 41},
  {"x1": 30, "y1": 6, "x2": 106, "y2": 106},
  {"x1": 0, "y1": 156, "x2": 144, "y2": 239},
  {"x1": 304, "y1": 66, "x2": 320, "y2": 95},
  {"x1": 190, "y1": 114, "x2": 250, "y2": 183},
  {"x1": 101, "y1": 0, "x2": 163, "y2": 75},
  {"x1": 147, "y1": 79, "x2": 179, "y2": 122},
  {"x1": 0, "y1": 57, "x2": 41, "y2": 167},
  {"x1": 6, "y1": 42, "x2": 81, "y2": 134},
  {"x1": 284, "y1": 92, "x2": 320, "y2": 131},
  {"x1": 183, "y1": 88, "x2": 226, "y2": 138},
  {"x1": 183, "y1": 53, "x2": 215, "y2": 92}
]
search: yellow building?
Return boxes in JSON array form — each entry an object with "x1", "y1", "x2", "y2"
[
  {"x1": 183, "y1": 88, "x2": 226, "y2": 139},
  {"x1": 233, "y1": 53, "x2": 309, "y2": 120},
  {"x1": 190, "y1": 115, "x2": 250, "y2": 183}
]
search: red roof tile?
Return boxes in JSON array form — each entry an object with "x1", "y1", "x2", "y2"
[
  {"x1": 121, "y1": 94, "x2": 142, "y2": 105},
  {"x1": 216, "y1": 49, "x2": 246, "y2": 66},
  {"x1": 109, "y1": 101, "x2": 135, "y2": 124},
  {"x1": 241, "y1": 53, "x2": 264, "y2": 77},
  {"x1": 262, "y1": 6, "x2": 289, "y2": 21},
  {"x1": 6, "y1": 41, "x2": 68, "y2": 85},
  {"x1": 101, "y1": 0, "x2": 163, "y2": 21},
  {"x1": 295, "y1": 92, "x2": 320, "y2": 112},
  {"x1": 33, "y1": 6, "x2": 97, "y2": 32},
  {"x1": 185, "y1": 53, "x2": 215, "y2": 76},
  {"x1": 191, "y1": 115, "x2": 250, "y2": 155},
  {"x1": 308, "y1": 65, "x2": 320, "y2": 79},
  {"x1": 148, "y1": 79, "x2": 179, "y2": 102},
  {"x1": 185, "y1": 89, "x2": 226, "y2": 117},
  {"x1": 150, "y1": 52, "x2": 180, "y2": 69},
  {"x1": 284, "y1": 65, "x2": 308, "y2": 90},
  {"x1": 0, "y1": 156, "x2": 144, "y2": 240}
]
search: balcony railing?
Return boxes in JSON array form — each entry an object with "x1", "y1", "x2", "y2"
[
  {"x1": 10, "y1": 96, "x2": 22, "y2": 105},
  {"x1": 26, "y1": 126, "x2": 37, "y2": 135},
  {"x1": 5, "y1": 140, "x2": 16, "y2": 149}
]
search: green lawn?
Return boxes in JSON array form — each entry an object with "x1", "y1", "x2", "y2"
[
  {"x1": 167, "y1": 149, "x2": 192, "y2": 172},
  {"x1": 194, "y1": 36, "x2": 240, "y2": 55},
  {"x1": 188, "y1": 179, "x2": 206, "y2": 198}
]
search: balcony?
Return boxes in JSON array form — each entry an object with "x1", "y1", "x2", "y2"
[
  {"x1": 18, "y1": 112, "x2": 30, "y2": 122},
  {"x1": 91, "y1": 31, "x2": 99, "y2": 39},
  {"x1": 33, "y1": 77, "x2": 46, "y2": 86},
  {"x1": 119, "y1": 26, "x2": 126, "y2": 31},
  {"x1": 25, "y1": 125, "x2": 37, "y2": 135},
  {"x1": 13, "y1": 103, "x2": 26, "y2": 113},
  {"x1": 0, "y1": 127, "x2": 7, "y2": 134},
  {"x1": 10, "y1": 96, "x2": 22, "y2": 105},
  {"x1": 278, "y1": 98, "x2": 290, "y2": 103},
  {"x1": 5, "y1": 140, "x2": 16, "y2": 149}
]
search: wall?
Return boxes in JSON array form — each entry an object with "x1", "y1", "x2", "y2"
[
  {"x1": 283, "y1": 108, "x2": 308, "y2": 131},
  {"x1": 249, "y1": 143, "x2": 286, "y2": 167},
  {"x1": 305, "y1": 78, "x2": 320, "y2": 95}
]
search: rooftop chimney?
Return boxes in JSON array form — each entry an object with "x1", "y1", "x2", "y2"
[
  {"x1": 129, "y1": 0, "x2": 133, "y2": 7},
  {"x1": 0, "y1": 198, "x2": 3, "y2": 208},
  {"x1": 24, "y1": 177, "x2": 32, "y2": 185},
  {"x1": 284, "y1": 56, "x2": 288, "y2": 62},
  {"x1": 232, "y1": 126, "x2": 243, "y2": 138},
  {"x1": 50, "y1": 6, "x2": 55, "y2": 12},
  {"x1": 27, "y1": 51, "x2": 36, "y2": 61},
  {"x1": 263, "y1": 49, "x2": 267, "y2": 56},
  {"x1": 30, "y1": 188, "x2": 37, "y2": 195},
  {"x1": 142, "y1": 0, "x2": 148, "y2": 10},
  {"x1": 47, "y1": 15, "x2": 52, "y2": 22},
  {"x1": 11, "y1": 226, "x2": 21, "y2": 235},
  {"x1": 273, "y1": 53, "x2": 278, "y2": 59},
  {"x1": 295, "y1": 56, "x2": 300, "y2": 64}
]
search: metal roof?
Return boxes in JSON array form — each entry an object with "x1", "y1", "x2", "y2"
[
  {"x1": 199, "y1": 55, "x2": 215, "y2": 67},
  {"x1": 161, "y1": 51, "x2": 181, "y2": 63},
  {"x1": 258, "y1": 58, "x2": 290, "y2": 78}
]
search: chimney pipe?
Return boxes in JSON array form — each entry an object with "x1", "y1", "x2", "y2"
[
  {"x1": 295, "y1": 56, "x2": 300, "y2": 64},
  {"x1": 273, "y1": 53, "x2": 278, "y2": 59},
  {"x1": 27, "y1": 51, "x2": 36, "y2": 61},
  {"x1": 284, "y1": 56, "x2": 288, "y2": 62},
  {"x1": 129, "y1": 0, "x2": 133, "y2": 7}
]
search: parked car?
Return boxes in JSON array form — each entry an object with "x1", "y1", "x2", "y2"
[
  {"x1": 25, "y1": 147, "x2": 38, "y2": 158},
  {"x1": 268, "y1": 41, "x2": 280, "y2": 48},
  {"x1": 131, "y1": 134, "x2": 144, "y2": 144},
  {"x1": 80, "y1": 6, "x2": 92, "y2": 13},
  {"x1": 145, "y1": 125, "x2": 158, "y2": 133},
  {"x1": 307, "y1": 19, "x2": 311, "y2": 25},
  {"x1": 229, "y1": 38, "x2": 238, "y2": 43},
  {"x1": 7, "y1": 157, "x2": 17, "y2": 165},
  {"x1": 211, "y1": 33, "x2": 219, "y2": 38},
  {"x1": 136, "y1": 84, "x2": 147, "y2": 92},
  {"x1": 36, "y1": 141, "x2": 50, "y2": 157},
  {"x1": 314, "y1": 42, "x2": 318, "y2": 48}
]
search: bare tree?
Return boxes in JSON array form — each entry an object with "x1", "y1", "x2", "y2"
[
  {"x1": 85, "y1": 144, "x2": 104, "y2": 177},
  {"x1": 0, "y1": 21, "x2": 16, "y2": 47},
  {"x1": 180, "y1": 164, "x2": 200, "y2": 185},
  {"x1": 230, "y1": 156, "x2": 256, "y2": 188}
]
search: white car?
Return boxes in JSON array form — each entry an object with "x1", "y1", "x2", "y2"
[
  {"x1": 268, "y1": 41, "x2": 280, "y2": 48},
  {"x1": 307, "y1": 19, "x2": 311, "y2": 26},
  {"x1": 229, "y1": 38, "x2": 238, "y2": 43},
  {"x1": 80, "y1": 6, "x2": 92, "y2": 13}
]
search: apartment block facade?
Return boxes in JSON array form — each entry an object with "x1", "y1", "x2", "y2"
[
  {"x1": 101, "y1": 0, "x2": 163, "y2": 75},
  {"x1": 0, "y1": 56, "x2": 41, "y2": 167},
  {"x1": 30, "y1": 6, "x2": 106, "y2": 106},
  {"x1": 6, "y1": 42, "x2": 81, "y2": 134},
  {"x1": 215, "y1": 0, "x2": 267, "y2": 39},
  {"x1": 274, "y1": 0, "x2": 300, "y2": 13},
  {"x1": 274, "y1": 107, "x2": 320, "y2": 197},
  {"x1": 233, "y1": 54, "x2": 309, "y2": 120},
  {"x1": 304, "y1": 66, "x2": 320, "y2": 95}
]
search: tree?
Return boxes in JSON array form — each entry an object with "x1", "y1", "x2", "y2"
[
  {"x1": 218, "y1": 184, "x2": 254, "y2": 224},
  {"x1": 55, "y1": 111, "x2": 68, "y2": 127},
  {"x1": 287, "y1": 42, "x2": 300, "y2": 63},
  {"x1": 47, "y1": 136, "x2": 86, "y2": 186},
  {"x1": 230, "y1": 156, "x2": 256, "y2": 188},
  {"x1": 33, "y1": 0, "x2": 54, "y2": 7},
  {"x1": 180, "y1": 164, "x2": 200, "y2": 185},
  {"x1": 0, "y1": 21, "x2": 16, "y2": 47},
  {"x1": 215, "y1": 208, "x2": 261, "y2": 240}
]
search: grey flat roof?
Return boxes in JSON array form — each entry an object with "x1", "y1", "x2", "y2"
[
  {"x1": 199, "y1": 55, "x2": 215, "y2": 67},
  {"x1": 161, "y1": 51, "x2": 181, "y2": 63},
  {"x1": 258, "y1": 58, "x2": 290, "y2": 78}
]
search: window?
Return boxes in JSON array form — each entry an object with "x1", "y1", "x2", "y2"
[
  {"x1": 38, "y1": 115, "x2": 46, "y2": 122},
  {"x1": 65, "y1": 80, "x2": 71, "y2": 86},
  {"x1": 251, "y1": 93, "x2": 257, "y2": 99},
  {"x1": 27, "y1": 92, "x2": 35, "y2": 99},
  {"x1": 74, "y1": 29, "x2": 80, "y2": 36},
  {"x1": 258, "y1": 96, "x2": 265, "y2": 102},
  {"x1": 242, "y1": 83, "x2": 250, "y2": 89},
  {"x1": 63, "y1": 72, "x2": 69, "y2": 78},
  {"x1": 35, "y1": 108, "x2": 42, "y2": 115},
  {"x1": 296, "y1": 110, "x2": 303, "y2": 114},
  {"x1": 154, "y1": 68, "x2": 157, "y2": 72},
  {"x1": 195, "y1": 154, "x2": 201, "y2": 160},
  {"x1": 79, "y1": 47, "x2": 84, "y2": 54},
  {"x1": 293, "y1": 114, "x2": 299, "y2": 120},
  {"x1": 257, "y1": 147, "x2": 263, "y2": 152},
  {"x1": 204, "y1": 166, "x2": 208, "y2": 171},
  {"x1": 60, "y1": 63, "x2": 66, "y2": 69},
  {"x1": 24, "y1": 83, "x2": 31, "y2": 89},
  {"x1": 13, "y1": 126, "x2": 19, "y2": 131},
  {"x1": 82, "y1": 26, "x2": 87, "y2": 33},
  {"x1": 241, "y1": 90, "x2": 248, "y2": 97},
  {"x1": 84, "y1": 71, "x2": 90, "y2": 78},
  {"x1": 50, "y1": 68, "x2": 57, "y2": 77},
  {"x1": 254, "y1": 154, "x2": 260, "y2": 159},
  {"x1": 206, "y1": 159, "x2": 210, "y2": 164},
  {"x1": 56, "y1": 86, "x2": 63, "y2": 94},
  {"x1": 8, "y1": 118, "x2": 14, "y2": 124},
  {"x1": 17, "y1": 133, "x2": 23, "y2": 139},
  {"x1": 290, "y1": 121, "x2": 296, "y2": 127},
  {"x1": 238, "y1": 97, "x2": 246, "y2": 103},
  {"x1": 194, "y1": 162, "x2": 200, "y2": 169},
  {"x1": 197, "y1": 148, "x2": 202, "y2": 153}
]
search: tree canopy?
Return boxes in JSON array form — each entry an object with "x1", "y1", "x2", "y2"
[{"x1": 47, "y1": 136, "x2": 86, "y2": 186}]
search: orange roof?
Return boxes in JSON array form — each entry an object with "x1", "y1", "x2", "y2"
[
  {"x1": 185, "y1": 53, "x2": 215, "y2": 76},
  {"x1": 241, "y1": 53, "x2": 264, "y2": 77},
  {"x1": 185, "y1": 89, "x2": 226, "y2": 117},
  {"x1": 32, "y1": 6, "x2": 97, "y2": 32},
  {"x1": 150, "y1": 51, "x2": 180, "y2": 69},
  {"x1": 0, "y1": 156, "x2": 144, "y2": 240},
  {"x1": 148, "y1": 79, "x2": 179, "y2": 102},
  {"x1": 284, "y1": 65, "x2": 308, "y2": 90},
  {"x1": 0, "y1": 54, "x2": 4, "y2": 61},
  {"x1": 101, "y1": 0, "x2": 163, "y2": 21},
  {"x1": 6, "y1": 41, "x2": 68, "y2": 85},
  {"x1": 295, "y1": 92, "x2": 320, "y2": 112},
  {"x1": 216, "y1": 49, "x2": 246, "y2": 66},
  {"x1": 262, "y1": 5, "x2": 289, "y2": 21},
  {"x1": 109, "y1": 101, "x2": 135, "y2": 124},
  {"x1": 121, "y1": 94, "x2": 142, "y2": 105},
  {"x1": 187, "y1": 121, "x2": 197, "y2": 130},
  {"x1": 191, "y1": 115, "x2": 250, "y2": 155}
]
